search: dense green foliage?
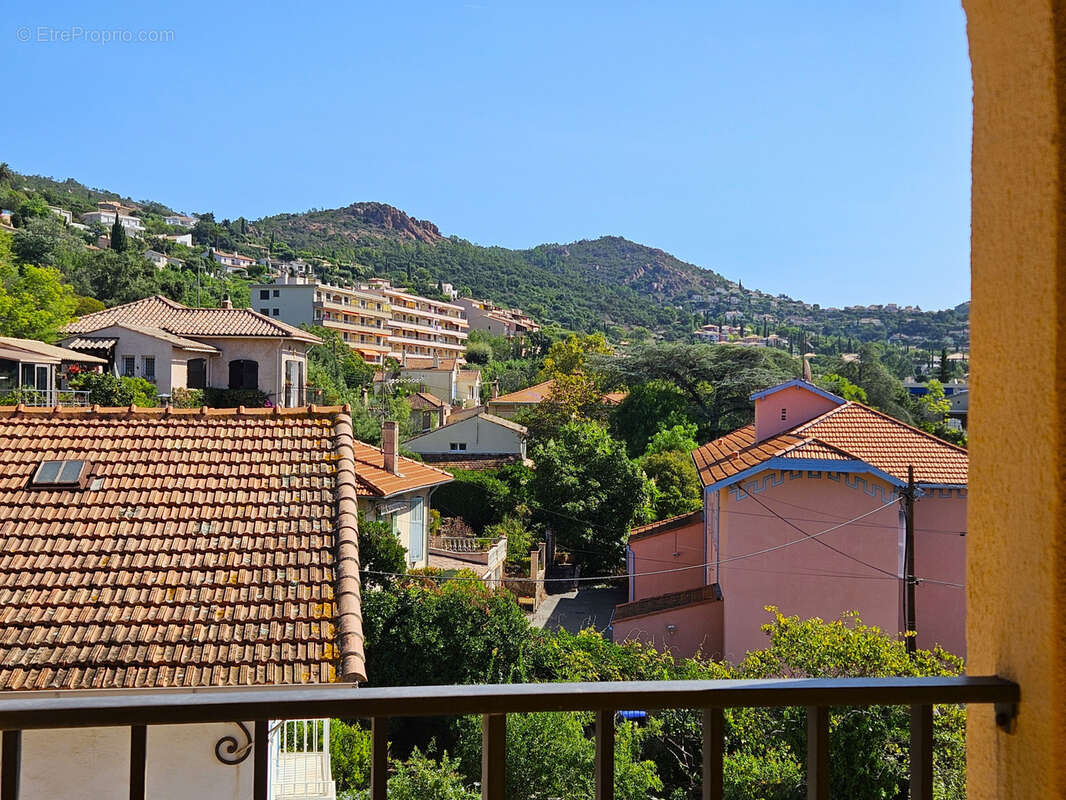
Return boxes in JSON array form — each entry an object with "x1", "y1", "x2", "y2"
[
  {"x1": 67, "y1": 371, "x2": 157, "y2": 406},
  {"x1": 528, "y1": 420, "x2": 652, "y2": 573},
  {"x1": 352, "y1": 576, "x2": 967, "y2": 800},
  {"x1": 357, "y1": 514, "x2": 407, "y2": 588}
]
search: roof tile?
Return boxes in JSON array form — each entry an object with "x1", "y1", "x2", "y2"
[{"x1": 0, "y1": 405, "x2": 362, "y2": 690}]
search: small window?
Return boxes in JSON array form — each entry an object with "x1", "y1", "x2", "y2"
[
  {"x1": 228, "y1": 359, "x2": 259, "y2": 391},
  {"x1": 449, "y1": 442, "x2": 467, "y2": 451},
  {"x1": 260, "y1": 308, "x2": 270, "y2": 315},
  {"x1": 121, "y1": 355, "x2": 136, "y2": 378},
  {"x1": 31, "y1": 459, "x2": 88, "y2": 487},
  {"x1": 272, "y1": 308, "x2": 280, "y2": 317},
  {"x1": 259, "y1": 290, "x2": 270, "y2": 300},
  {"x1": 780, "y1": 408, "x2": 788, "y2": 421},
  {"x1": 142, "y1": 356, "x2": 156, "y2": 382},
  {"x1": 272, "y1": 289, "x2": 280, "y2": 298}
]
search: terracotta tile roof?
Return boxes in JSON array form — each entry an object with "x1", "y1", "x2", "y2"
[
  {"x1": 399, "y1": 358, "x2": 458, "y2": 371},
  {"x1": 62, "y1": 296, "x2": 320, "y2": 343},
  {"x1": 348, "y1": 440, "x2": 453, "y2": 498},
  {"x1": 0, "y1": 405, "x2": 364, "y2": 690},
  {"x1": 629, "y1": 510, "x2": 704, "y2": 542},
  {"x1": 490, "y1": 380, "x2": 556, "y2": 405},
  {"x1": 613, "y1": 584, "x2": 722, "y2": 622},
  {"x1": 692, "y1": 403, "x2": 968, "y2": 488},
  {"x1": 602, "y1": 391, "x2": 628, "y2": 405},
  {"x1": 794, "y1": 403, "x2": 969, "y2": 485},
  {"x1": 408, "y1": 391, "x2": 447, "y2": 410},
  {"x1": 420, "y1": 454, "x2": 522, "y2": 471},
  {"x1": 458, "y1": 369, "x2": 481, "y2": 380}
]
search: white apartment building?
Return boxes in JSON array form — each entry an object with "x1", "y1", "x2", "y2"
[
  {"x1": 370, "y1": 279, "x2": 469, "y2": 361},
  {"x1": 251, "y1": 276, "x2": 393, "y2": 364}
]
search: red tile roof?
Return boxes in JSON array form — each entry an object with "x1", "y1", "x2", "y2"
[
  {"x1": 63, "y1": 296, "x2": 320, "y2": 343},
  {"x1": 0, "y1": 404, "x2": 364, "y2": 690},
  {"x1": 348, "y1": 440, "x2": 453, "y2": 498},
  {"x1": 490, "y1": 380, "x2": 555, "y2": 405},
  {"x1": 629, "y1": 510, "x2": 704, "y2": 542},
  {"x1": 692, "y1": 402, "x2": 968, "y2": 488}
]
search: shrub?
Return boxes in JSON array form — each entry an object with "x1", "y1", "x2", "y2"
[
  {"x1": 358, "y1": 514, "x2": 407, "y2": 588},
  {"x1": 170, "y1": 387, "x2": 204, "y2": 408},
  {"x1": 69, "y1": 372, "x2": 157, "y2": 406},
  {"x1": 203, "y1": 387, "x2": 269, "y2": 408}
]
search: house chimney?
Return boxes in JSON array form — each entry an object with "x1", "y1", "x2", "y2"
[
  {"x1": 382, "y1": 420, "x2": 399, "y2": 475},
  {"x1": 221, "y1": 295, "x2": 233, "y2": 309},
  {"x1": 491, "y1": 380, "x2": 500, "y2": 400}
]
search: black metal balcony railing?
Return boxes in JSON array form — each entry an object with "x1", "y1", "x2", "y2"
[{"x1": 0, "y1": 676, "x2": 1019, "y2": 800}]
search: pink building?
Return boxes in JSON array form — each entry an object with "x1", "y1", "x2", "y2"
[{"x1": 613, "y1": 379, "x2": 968, "y2": 662}]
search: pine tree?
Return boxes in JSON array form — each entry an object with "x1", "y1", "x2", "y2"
[{"x1": 110, "y1": 213, "x2": 128, "y2": 253}]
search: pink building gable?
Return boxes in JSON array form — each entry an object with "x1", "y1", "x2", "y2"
[
  {"x1": 615, "y1": 380, "x2": 969, "y2": 664},
  {"x1": 752, "y1": 380, "x2": 843, "y2": 443}
]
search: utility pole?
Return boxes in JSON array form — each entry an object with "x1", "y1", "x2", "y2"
[{"x1": 903, "y1": 465, "x2": 917, "y2": 655}]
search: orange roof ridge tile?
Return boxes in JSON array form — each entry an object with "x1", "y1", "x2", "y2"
[
  {"x1": 0, "y1": 404, "x2": 350, "y2": 418},
  {"x1": 331, "y1": 410, "x2": 366, "y2": 683}
]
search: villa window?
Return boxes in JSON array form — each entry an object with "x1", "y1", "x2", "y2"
[
  {"x1": 259, "y1": 290, "x2": 269, "y2": 300},
  {"x1": 121, "y1": 356, "x2": 136, "y2": 378},
  {"x1": 187, "y1": 358, "x2": 206, "y2": 390},
  {"x1": 449, "y1": 442, "x2": 467, "y2": 451},
  {"x1": 142, "y1": 356, "x2": 156, "y2": 383},
  {"x1": 228, "y1": 359, "x2": 259, "y2": 391}
]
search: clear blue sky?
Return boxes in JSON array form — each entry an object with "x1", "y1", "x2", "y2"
[{"x1": 2, "y1": 2, "x2": 972, "y2": 310}]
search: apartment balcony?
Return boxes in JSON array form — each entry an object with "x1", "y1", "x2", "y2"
[
  {"x1": 387, "y1": 334, "x2": 466, "y2": 351},
  {"x1": 391, "y1": 318, "x2": 469, "y2": 338},
  {"x1": 384, "y1": 301, "x2": 469, "y2": 327},
  {"x1": 0, "y1": 675, "x2": 1019, "y2": 800},
  {"x1": 320, "y1": 317, "x2": 389, "y2": 338},
  {"x1": 316, "y1": 299, "x2": 390, "y2": 320}
]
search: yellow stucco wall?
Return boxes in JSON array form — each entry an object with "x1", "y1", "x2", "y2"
[{"x1": 965, "y1": 1, "x2": 1066, "y2": 796}]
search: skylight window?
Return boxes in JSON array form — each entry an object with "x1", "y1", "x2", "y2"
[{"x1": 31, "y1": 460, "x2": 88, "y2": 487}]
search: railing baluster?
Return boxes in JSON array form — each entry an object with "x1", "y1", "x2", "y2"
[
  {"x1": 481, "y1": 713, "x2": 506, "y2": 800},
  {"x1": 702, "y1": 708, "x2": 723, "y2": 800},
  {"x1": 129, "y1": 725, "x2": 147, "y2": 800},
  {"x1": 595, "y1": 710, "x2": 614, "y2": 800},
  {"x1": 806, "y1": 706, "x2": 829, "y2": 800},
  {"x1": 1, "y1": 731, "x2": 20, "y2": 800},
  {"x1": 253, "y1": 720, "x2": 268, "y2": 800},
  {"x1": 371, "y1": 717, "x2": 388, "y2": 800},
  {"x1": 910, "y1": 704, "x2": 933, "y2": 800}
]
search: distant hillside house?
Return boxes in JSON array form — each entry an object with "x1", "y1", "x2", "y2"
[
  {"x1": 164, "y1": 232, "x2": 193, "y2": 246},
  {"x1": 79, "y1": 210, "x2": 144, "y2": 233},
  {"x1": 456, "y1": 297, "x2": 541, "y2": 338},
  {"x1": 211, "y1": 249, "x2": 257, "y2": 271},
  {"x1": 47, "y1": 205, "x2": 72, "y2": 224},
  {"x1": 614, "y1": 379, "x2": 968, "y2": 661},
  {"x1": 164, "y1": 213, "x2": 197, "y2": 228},
  {"x1": 404, "y1": 410, "x2": 527, "y2": 469},
  {"x1": 61, "y1": 295, "x2": 320, "y2": 406},
  {"x1": 0, "y1": 404, "x2": 366, "y2": 799}
]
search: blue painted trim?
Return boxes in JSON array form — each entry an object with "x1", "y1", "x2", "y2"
[
  {"x1": 704, "y1": 458, "x2": 904, "y2": 493},
  {"x1": 748, "y1": 379, "x2": 845, "y2": 405}
]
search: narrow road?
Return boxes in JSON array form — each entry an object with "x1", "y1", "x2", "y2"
[{"x1": 531, "y1": 585, "x2": 627, "y2": 635}]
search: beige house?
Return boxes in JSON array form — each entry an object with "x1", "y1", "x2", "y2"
[
  {"x1": 404, "y1": 411, "x2": 527, "y2": 469},
  {"x1": 375, "y1": 357, "x2": 481, "y2": 409},
  {"x1": 61, "y1": 295, "x2": 320, "y2": 406},
  {"x1": 0, "y1": 337, "x2": 107, "y2": 405},
  {"x1": 354, "y1": 421, "x2": 454, "y2": 568}
]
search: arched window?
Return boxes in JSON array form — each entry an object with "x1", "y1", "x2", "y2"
[
  {"x1": 187, "y1": 358, "x2": 206, "y2": 390},
  {"x1": 228, "y1": 359, "x2": 258, "y2": 391}
]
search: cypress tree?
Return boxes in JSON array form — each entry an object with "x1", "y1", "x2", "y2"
[{"x1": 110, "y1": 212, "x2": 128, "y2": 253}]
